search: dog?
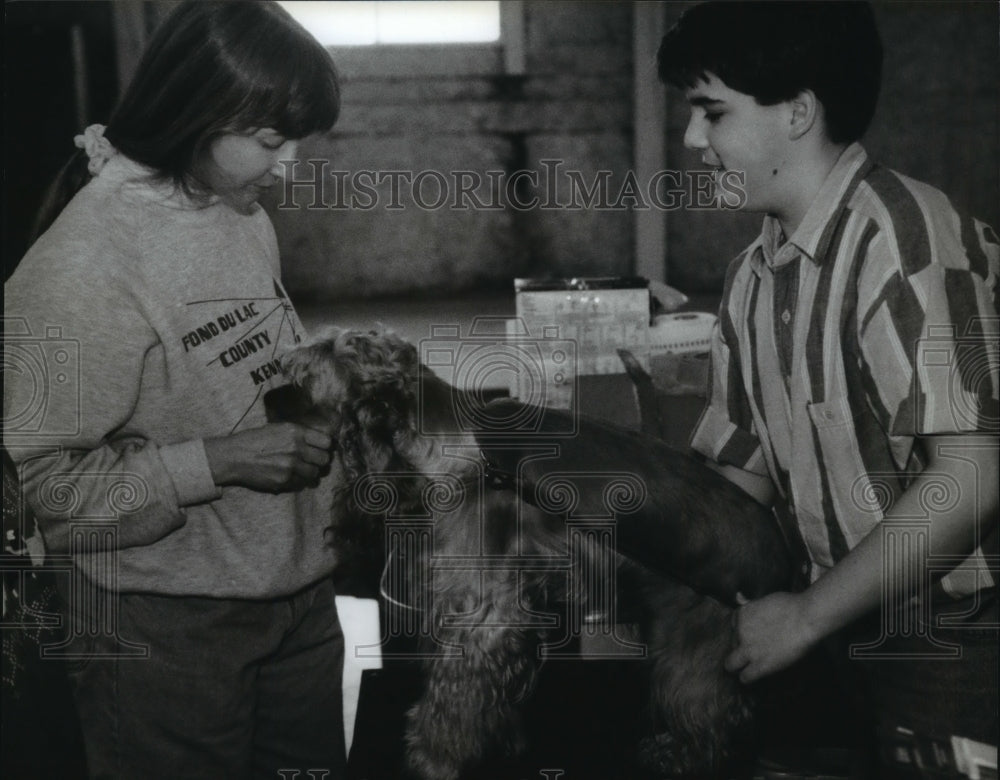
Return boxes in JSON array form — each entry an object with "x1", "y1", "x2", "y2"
[{"x1": 273, "y1": 326, "x2": 794, "y2": 779}]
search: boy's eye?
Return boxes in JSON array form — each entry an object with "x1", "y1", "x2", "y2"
[
  {"x1": 705, "y1": 112, "x2": 723, "y2": 124},
  {"x1": 260, "y1": 138, "x2": 286, "y2": 150}
]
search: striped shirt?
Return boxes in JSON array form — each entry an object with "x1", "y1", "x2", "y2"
[{"x1": 690, "y1": 143, "x2": 999, "y2": 596}]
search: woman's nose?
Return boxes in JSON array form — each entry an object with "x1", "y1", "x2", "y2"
[
  {"x1": 271, "y1": 140, "x2": 299, "y2": 175},
  {"x1": 683, "y1": 115, "x2": 707, "y2": 151}
]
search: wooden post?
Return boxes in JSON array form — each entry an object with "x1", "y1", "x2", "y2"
[{"x1": 633, "y1": 2, "x2": 668, "y2": 282}]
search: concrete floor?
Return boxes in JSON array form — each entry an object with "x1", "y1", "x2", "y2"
[
  {"x1": 296, "y1": 289, "x2": 720, "y2": 342},
  {"x1": 296, "y1": 290, "x2": 517, "y2": 346}
]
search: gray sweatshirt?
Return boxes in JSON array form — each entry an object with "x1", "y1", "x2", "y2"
[{"x1": 4, "y1": 155, "x2": 337, "y2": 597}]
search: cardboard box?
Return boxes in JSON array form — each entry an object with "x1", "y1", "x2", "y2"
[
  {"x1": 509, "y1": 278, "x2": 715, "y2": 414},
  {"x1": 514, "y1": 277, "x2": 651, "y2": 374}
]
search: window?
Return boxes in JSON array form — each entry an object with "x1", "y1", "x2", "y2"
[
  {"x1": 278, "y1": 1, "x2": 523, "y2": 77},
  {"x1": 278, "y1": 1, "x2": 500, "y2": 46}
]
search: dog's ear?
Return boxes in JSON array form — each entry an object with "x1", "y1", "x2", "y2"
[
  {"x1": 335, "y1": 405, "x2": 398, "y2": 480},
  {"x1": 279, "y1": 339, "x2": 347, "y2": 409}
]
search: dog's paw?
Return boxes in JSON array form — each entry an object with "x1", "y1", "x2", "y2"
[{"x1": 636, "y1": 730, "x2": 720, "y2": 779}]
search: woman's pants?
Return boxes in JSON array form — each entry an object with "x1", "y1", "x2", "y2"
[{"x1": 61, "y1": 576, "x2": 347, "y2": 780}]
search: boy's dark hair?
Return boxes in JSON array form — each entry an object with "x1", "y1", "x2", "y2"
[{"x1": 658, "y1": 1, "x2": 882, "y2": 145}]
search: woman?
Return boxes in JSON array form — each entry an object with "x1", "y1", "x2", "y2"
[{"x1": 4, "y1": 3, "x2": 348, "y2": 777}]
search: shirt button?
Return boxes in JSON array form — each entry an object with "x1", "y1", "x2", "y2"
[{"x1": 781, "y1": 310, "x2": 791, "y2": 324}]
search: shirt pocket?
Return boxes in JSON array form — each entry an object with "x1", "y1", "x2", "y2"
[{"x1": 800, "y1": 398, "x2": 881, "y2": 555}]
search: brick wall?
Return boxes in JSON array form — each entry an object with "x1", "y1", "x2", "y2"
[
  {"x1": 270, "y1": 1, "x2": 636, "y2": 302},
  {"x1": 268, "y1": 1, "x2": 998, "y2": 301}
]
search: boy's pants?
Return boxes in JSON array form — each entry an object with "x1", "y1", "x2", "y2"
[
  {"x1": 59, "y1": 576, "x2": 346, "y2": 780},
  {"x1": 840, "y1": 589, "x2": 998, "y2": 763}
]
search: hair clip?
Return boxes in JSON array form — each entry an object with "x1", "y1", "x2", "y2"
[{"x1": 73, "y1": 124, "x2": 118, "y2": 176}]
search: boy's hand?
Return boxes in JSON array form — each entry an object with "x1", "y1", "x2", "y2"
[
  {"x1": 724, "y1": 591, "x2": 821, "y2": 683},
  {"x1": 205, "y1": 422, "x2": 334, "y2": 492}
]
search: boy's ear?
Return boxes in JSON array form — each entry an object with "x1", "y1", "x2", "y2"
[{"x1": 788, "y1": 89, "x2": 819, "y2": 141}]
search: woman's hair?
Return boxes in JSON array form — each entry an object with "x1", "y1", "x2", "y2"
[
  {"x1": 658, "y1": 1, "x2": 882, "y2": 146},
  {"x1": 32, "y1": 0, "x2": 340, "y2": 240}
]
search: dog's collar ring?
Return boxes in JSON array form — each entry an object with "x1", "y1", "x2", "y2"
[{"x1": 480, "y1": 451, "x2": 517, "y2": 492}]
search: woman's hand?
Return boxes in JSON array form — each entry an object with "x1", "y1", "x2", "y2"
[
  {"x1": 724, "y1": 591, "x2": 822, "y2": 683},
  {"x1": 204, "y1": 422, "x2": 334, "y2": 493}
]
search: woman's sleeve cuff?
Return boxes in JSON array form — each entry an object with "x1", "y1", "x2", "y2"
[{"x1": 159, "y1": 440, "x2": 223, "y2": 506}]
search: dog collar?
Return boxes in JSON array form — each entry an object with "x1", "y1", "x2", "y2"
[{"x1": 480, "y1": 450, "x2": 518, "y2": 492}]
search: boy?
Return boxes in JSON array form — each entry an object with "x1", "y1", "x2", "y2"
[{"x1": 658, "y1": 0, "x2": 998, "y2": 765}]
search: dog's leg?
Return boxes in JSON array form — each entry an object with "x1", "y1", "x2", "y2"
[
  {"x1": 404, "y1": 492, "x2": 555, "y2": 780},
  {"x1": 404, "y1": 568, "x2": 546, "y2": 779},
  {"x1": 632, "y1": 565, "x2": 756, "y2": 778}
]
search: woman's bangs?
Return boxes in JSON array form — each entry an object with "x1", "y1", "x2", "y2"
[
  {"x1": 281, "y1": 59, "x2": 341, "y2": 138},
  {"x1": 257, "y1": 41, "x2": 340, "y2": 138},
  {"x1": 219, "y1": 20, "x2": 340, "y2": 139}
]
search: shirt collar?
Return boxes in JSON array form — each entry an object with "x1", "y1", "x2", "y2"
[
  {"x1": 98, "y1": 154, "x2": 224, "y2": 211},
  {"x1": 749, "y1": 143, "x2": 875, "y2": 276}
]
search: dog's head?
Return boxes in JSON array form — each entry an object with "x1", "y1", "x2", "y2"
[{"x1": 277, "y1": 326, "x2": 426, "y2": 480}]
